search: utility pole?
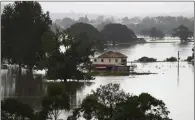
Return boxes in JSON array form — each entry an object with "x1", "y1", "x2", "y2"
[{"x1": 177, "y1": 51, "x2": 180, "y2": 86}]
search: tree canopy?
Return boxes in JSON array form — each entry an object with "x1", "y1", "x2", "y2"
[
  {"x1": 66, "y1": 22, "x2": 105, "y2": 50},
  {"x1": 37, "y1": 29, "x2": 94, "y2": 81},
  {"x1": 40, "y1": 83, "x2": 70, "y2": 120},
  {"x1": 100, "y1": 23, "x2": 137, "y2": 44},
  {"x1": 172, "y1": 25, "x2": 193, "y2": 41},
  {"x1": 60, "y1": 17, "x2": 75, "y2": 29},
  {"x1": 69, "y1": 83, "x2": 171, "y2": 120},
  {"x1": 1, "y1": 1, "x2": 52, "y2": 71},
  {"x1": 1, "y1": 98, "x2": 34, "y2": 120},
  {"x1": 149, "y1": 27, "x2": 165, "y2": 40},
  {"x1": 127, "y1": 16, "x2": 194, "y2": 35}
]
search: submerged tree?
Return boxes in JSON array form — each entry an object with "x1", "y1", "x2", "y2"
[
  {"x1": 149, "y1": 27, "x2": 165, "y2": 40},
  {"x1": 37, "y1": 29, "x2": 95, "y2": 82},
  {"x1": 70, "y1": 83, "x2": 171, "y2": 120},
  {"x1": 1, "y1": 1, "x2": 52, "y2": 73},
  {"x1": 67, "y1": 22, "x2": 105, "y2": 50},
  {"x1": 101, "y1": 23, "x2": 137, "y2": 44},
  {"x1": 172, "y1": 25, "x2": 193, "y2": 41}
]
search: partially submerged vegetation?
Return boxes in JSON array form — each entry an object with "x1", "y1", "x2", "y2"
[
  {"x1": 165, "y1": 57, "x2": 177, "y2": 62},
  {"x1": 88, "y1": 71, "x2": 157, "y2": 76},
  {"x1": 186, "y1": 56, "x2": 194, "y2": 62},
  {"x1": 129, "y1": 72, "x2": 157, "y2": 75},
  {"x1": 88, "y1": 71, "x2": 130, "y2": 76},
  {"x1": 137, "y1": 57, "x2": 157, "y2": 62}
]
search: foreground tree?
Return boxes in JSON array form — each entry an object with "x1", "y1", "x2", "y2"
[
  {"x1": 70, "y1": 83, "x2": 171, "y2": 120},
  {"x1": 40, "y1": 84, "x2": 70, "y2": 120},
  {"x1": 1, "y1": 1, "x2": 52, "y2": 73},
  {"x1": 1, "y1": 98, "x2": 34, "y2": 120},
  {"x1": 172, "y1": 25, "x2": 193, "y2": 41},
  {"x1": 101, "y1": 23, "x2": 137, "y2": 44}
]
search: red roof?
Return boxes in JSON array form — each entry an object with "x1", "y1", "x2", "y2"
[{"x1": 98, "y1": 51, "x2": 127, "y2": 58}]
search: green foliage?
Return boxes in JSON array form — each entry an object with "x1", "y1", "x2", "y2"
[
  {"x1": 137, "y1": 57, "x2": 157, "y2": 62},
  {"x1": 101, "y1": 23, "x2": 137, "y2": 44},
  {"x1": 70, "y1": 83, "x2": 171, "y2": 120},
  {"x1": 114, "y1": 93, "x2": 170, "y2": 120},
  {"x1": 67, "y1": 22, "x2": 105, "y2": 50},
  {"x1": 172, "y1": 25, "x2": 193, "y2": 41},
  {"x1": 61, "y1": 17, "x2": 75, "y2": 29},
  {"x1": 166, "y1": 57, "x2": 177, "y2": 62},
  {"x1": 140, "y1": 27, "x2": 166, "y2": 39},
  {"x1": 1, "y1": 1, "x2": 52, "y2": 71},
  {"x1": 186, "y1": 56, "x2": 193, "y2": 62},
  {"x1": 70, "y1": 83, "x2": 131, "y2": 120},
  {"x1": 149, "y1": 27, "x2": 165, "y2": 40},
  {"x1": 127, "y1": 16, "x2": 193, "y2": 35},
  {"x1": 77, "y1": 16, "x2": 89, "y2": 24},
  {"x1": 37, "y1": 29, "x2": 94, "y2": 81},
  {"x1": 40, "y1": 83, "x2": 70, "y2": 120},
  {"x1": 1, "y1": 98, "x2": 34, "y2": 120}
]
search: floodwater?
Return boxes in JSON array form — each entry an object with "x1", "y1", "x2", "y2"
[{"x1": 1, "y1": 40, "x2": 194, "y2": 120}]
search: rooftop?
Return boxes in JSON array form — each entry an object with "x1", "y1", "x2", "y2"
[{"x1": 98, "y1": 51, "x2": 127, "y2": 58}]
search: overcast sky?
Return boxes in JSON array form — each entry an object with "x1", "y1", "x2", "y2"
[
  {"x1": 39, "y1": 2, "x2": 194, "y2": 17},
  {"x1": 2, "y1": 2, "x2": 194, "y2": 19}
]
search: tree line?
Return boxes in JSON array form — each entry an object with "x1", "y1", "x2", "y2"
[
  {"x1": 54, "y1": 15, "x2": 193, "y2": 35},
  {"x1": 123, "y1": 16, "x2": 194, "y2": 35},
  {"x1": 53, "y1": 15, "x2": 193, "y2": 42}
]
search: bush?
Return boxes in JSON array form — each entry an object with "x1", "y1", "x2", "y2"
[
  {"x1": 137, "y1": 57, "x2": 157, "y2": 62},
  {"x1": 166, "y1": 57, "x2": 177, "y2": 62},
  {"x1": 1, "y1": 98, "x2": 34, "y2": 120},
  {"x1": 186, "y1": 56, "x2": 193, "y2": 62}
]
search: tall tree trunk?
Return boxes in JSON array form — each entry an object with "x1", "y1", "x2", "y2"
[
  {"x1": 18, "y1": 63, "x2": 22, "y2": 78},
  {"x1": 110, "y1": 104, "x2": 113, "y2": 119},
  {"x1": 28, "y1": 65, "x2": 33, "y2": 73}
]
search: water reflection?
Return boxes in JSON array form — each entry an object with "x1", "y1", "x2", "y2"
[{"x1": 1, "y1": 69, "x2": 94, "y2": 111}]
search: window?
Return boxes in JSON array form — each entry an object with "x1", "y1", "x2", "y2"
[
  {"x1": 94, "y1": 59, "x2": 97, "y2": 62},
  {"x1": 101, "y1": 59, "x2": 104, "y2": 62},
  {"x1": 115, "y1": 59, "x2": 118, "y2": 63},
  {"x1": 109, "y1": 59, "x2": 111, "y2": 62}
]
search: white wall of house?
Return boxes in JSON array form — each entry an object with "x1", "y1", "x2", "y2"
[{"x1": 92, "y1": 58, "x2": 127, "y2": 65}]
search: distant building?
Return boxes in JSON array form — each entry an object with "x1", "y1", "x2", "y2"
[{"x1": 91, "y1": 51, "x2": 130, "y2": 71}]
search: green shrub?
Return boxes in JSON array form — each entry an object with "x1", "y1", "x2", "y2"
[
  {"x1": 137, "y1": 57, "x2": 157, "y2": 62},
  {"x1": 166, "y1": 57, "x2": 177, "y2": 62}
]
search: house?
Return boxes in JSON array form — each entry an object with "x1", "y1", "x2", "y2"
[{"x1": 91, "y1": 51, "x2": 130, "y2": 71}]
